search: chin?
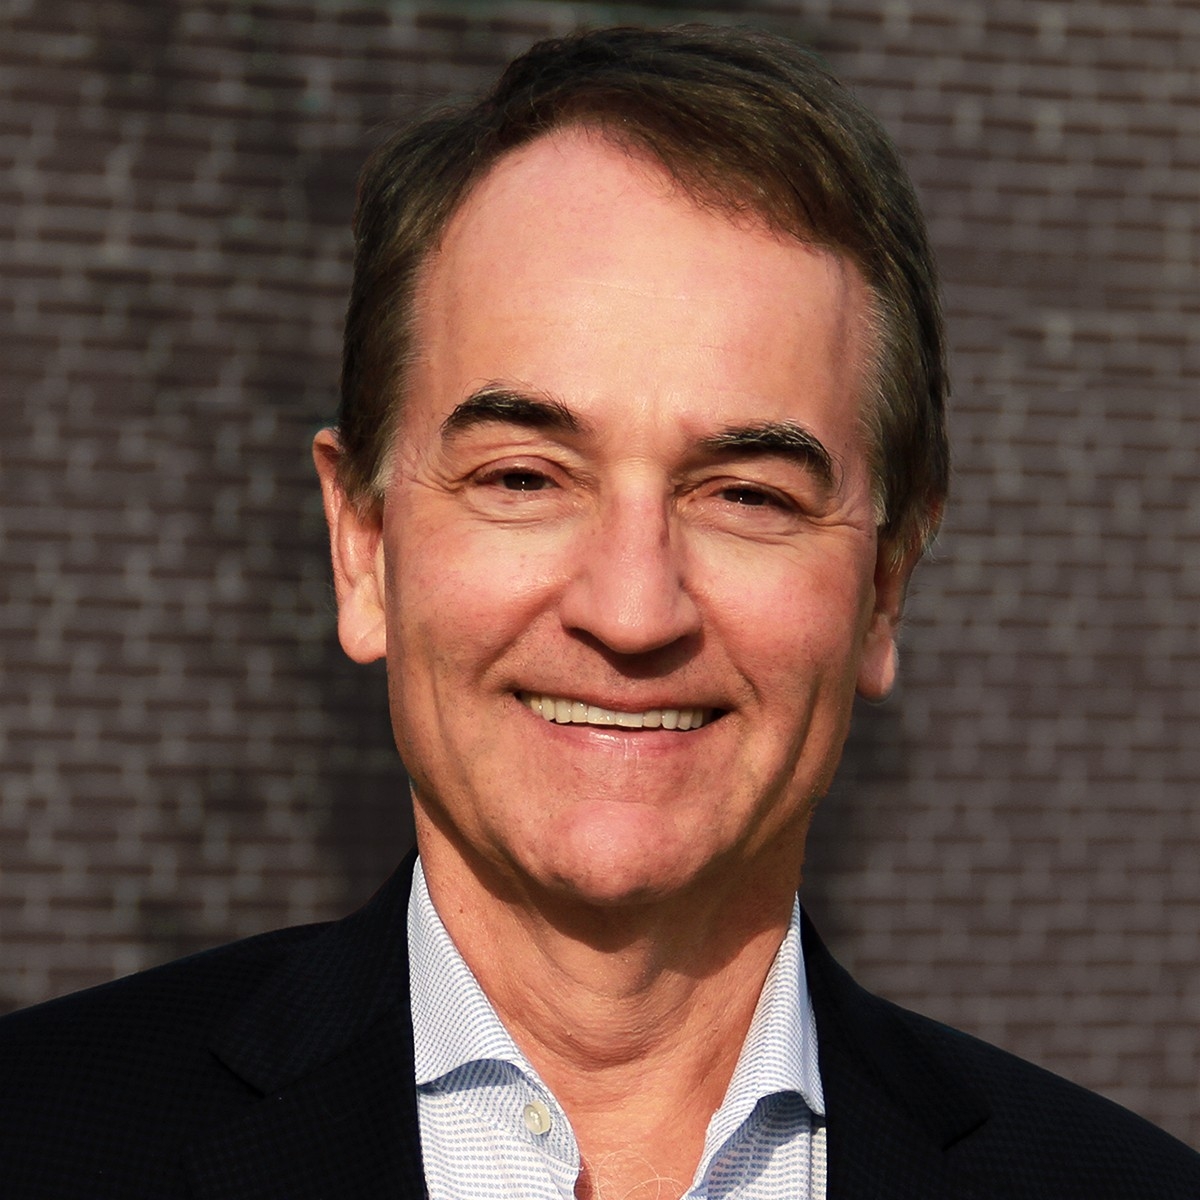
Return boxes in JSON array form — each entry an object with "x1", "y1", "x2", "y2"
[
  {"x1": 528, "y1": 807, "x2": 719, "y2": 910},
  {"x1": 543, "y1": 862, "x2": 685, "y2": 909}
]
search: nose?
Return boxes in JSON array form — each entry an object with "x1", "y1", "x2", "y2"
[{"x1": 557, "y1": 487, "x2": 702, "y2": 657}]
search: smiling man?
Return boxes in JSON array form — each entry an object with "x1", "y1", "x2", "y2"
[
  {"x1": 3, "y1": 24, "x2": 1198, "y2": 1200},
  {"x1": 317, "y1": 124, "x2": 896, "y2": 1198}
]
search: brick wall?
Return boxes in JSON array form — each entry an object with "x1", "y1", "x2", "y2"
[{"x1": 2, "y1": 0, "x2": 1196, "y2": 1147}]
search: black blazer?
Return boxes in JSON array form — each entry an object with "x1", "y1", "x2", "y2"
[{"x1": 3, "y1": 854, "x2": 1197, "y2": 1198}]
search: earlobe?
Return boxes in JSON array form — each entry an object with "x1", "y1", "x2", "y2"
[
  {"x1": 856, "y1": 610, "x2": 899, "y2": 701},
  {"x1": 856, "y1": 538, "x2": 919, "y2": 702},
  {"x1": 312, "y1": 429, "x2": 388, "y2": 665}
]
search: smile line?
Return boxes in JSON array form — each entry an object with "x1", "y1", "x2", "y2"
[{"x1": 518, "y1": 692, "x2": 714, "y2": 731}]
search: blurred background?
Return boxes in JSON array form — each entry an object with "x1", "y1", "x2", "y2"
[{"x1": 1, "y1": 0, "x2": 1196, "y2": 1147}]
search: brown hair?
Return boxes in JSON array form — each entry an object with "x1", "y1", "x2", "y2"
[{"x1": 338, "y1": 24, "x2": 948, "y2": 560}]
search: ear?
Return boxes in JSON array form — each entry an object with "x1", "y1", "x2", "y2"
[
  {"x1": 312, "y1": 428, "x2": 387, "y2": 664},
  {"x1": 856, "y1": 537, "x2": 922, "y2": 702}
]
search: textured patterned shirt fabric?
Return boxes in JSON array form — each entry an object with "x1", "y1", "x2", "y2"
[{"x1": 408, "y1": 861, "x2": 827, "y2": 1199}]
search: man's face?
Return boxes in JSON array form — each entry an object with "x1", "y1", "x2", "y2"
[{"x1": 326, "y1": 130, "x2": 909, "y2": 912}]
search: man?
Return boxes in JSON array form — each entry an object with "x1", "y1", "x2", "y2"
[{"x1": 2, "y1": 24, "x2": 1196, "y2": 1200}]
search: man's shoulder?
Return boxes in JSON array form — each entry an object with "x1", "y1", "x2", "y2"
[
  {"x1": 0, "y1": 857, "x2": 420, "y2": 1199},
  {"x1": 1, "y1": 919, "x2": 331, "y2": 1055},
  {"x1": 802, "y1": 916, "x2": 1199, "y2": 1197},
  {"x1": 0, "y1": 921, "x2": 334, "y2": 1197},
  {"x1": 892, "y1": 995, "x2": 1200, "y2": 1193}
]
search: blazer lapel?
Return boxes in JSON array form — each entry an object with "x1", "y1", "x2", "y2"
[
  {"x1": 803, "y1": 914, "x2": 1002, "y2": 1200},
  {"x1": 186, "y1": 852, "x2": 427, "y2": 1200}
]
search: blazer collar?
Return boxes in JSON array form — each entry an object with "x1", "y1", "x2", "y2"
[
  {"x1": 187, "y1": 850, "x2": 427, "y2": 1199},
  {"x1": 802, "y1": 912, "x2": 999, "y2": 1199}
]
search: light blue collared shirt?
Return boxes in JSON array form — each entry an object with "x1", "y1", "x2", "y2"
[{"x1": 408, "y1": 859, "x2": 827, "y2": 1198}]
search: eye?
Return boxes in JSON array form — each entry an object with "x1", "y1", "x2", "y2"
[
  {"x1": 716, "y1": 484, "x2": 792, "y2": 510},
  {"x1": 715, "y1": 487, "x2": 772, "y2": 506},
  {"x1": 471, "y1": 462, "x2": 564, "y2": 496},
  {"x1": 461, "y1": 455, "x2": 574, "y2": 522},
  {"x1": 496, "y1": 469, "x2": 554, "y2": 491},
  {"x1": 689, "y1": 476, "x2": 811, "y2": 538}
]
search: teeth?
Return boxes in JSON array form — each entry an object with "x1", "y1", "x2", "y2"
[{"x1": 522, "y1": 693, "x2": 711, "y2": 731}]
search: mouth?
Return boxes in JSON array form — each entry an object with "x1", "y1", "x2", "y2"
[{"x1": 518, "y1": 692, "x2": 718, "y2": 731}]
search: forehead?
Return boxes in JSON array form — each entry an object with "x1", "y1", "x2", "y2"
[{"x1": 405, "y1": 128, "x2": 871, "y2": 450}]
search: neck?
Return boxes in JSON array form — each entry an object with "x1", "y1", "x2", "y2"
[{"x1": 416, "y1": 828, "x2": 799, "y2": 1199}]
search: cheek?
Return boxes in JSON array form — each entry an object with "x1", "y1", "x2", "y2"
[
  {"x1": 386, "y1": 514, "x2": 572, "y2": 673},
  {"x1": 702, "y1": 543, "x2": 874, "y2": 682}
]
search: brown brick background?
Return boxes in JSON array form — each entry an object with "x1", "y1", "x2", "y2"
[{"x1": 2, "y1": 0, "x2": 1196, "y2": 1149}]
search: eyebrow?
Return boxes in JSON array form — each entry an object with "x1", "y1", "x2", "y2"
[
  {"x1": 440, "y1": 386, "x2": 586, "y2": 440},
  {"x1": 440, "y1": 391, "x2": 837, "y2": 489},
  {"x1": 698, "y1": 421, "x2": 837, "y2": 490}
]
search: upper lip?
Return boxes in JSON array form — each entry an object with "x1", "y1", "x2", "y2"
[{"x1": 515, "y1": 688, "x2": 726, "y2": 714}]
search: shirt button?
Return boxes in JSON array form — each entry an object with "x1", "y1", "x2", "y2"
[{"x1": 522, "y1": 1099, "x2": 553, "y2": 1135}]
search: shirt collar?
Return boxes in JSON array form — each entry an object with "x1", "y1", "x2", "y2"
[
  {"x1": 408, "y1": 858, "x2": 537, "y2": 1085},
  {"x1": 710, "y1": 893, "x2": 825, "y2": 1123}
]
